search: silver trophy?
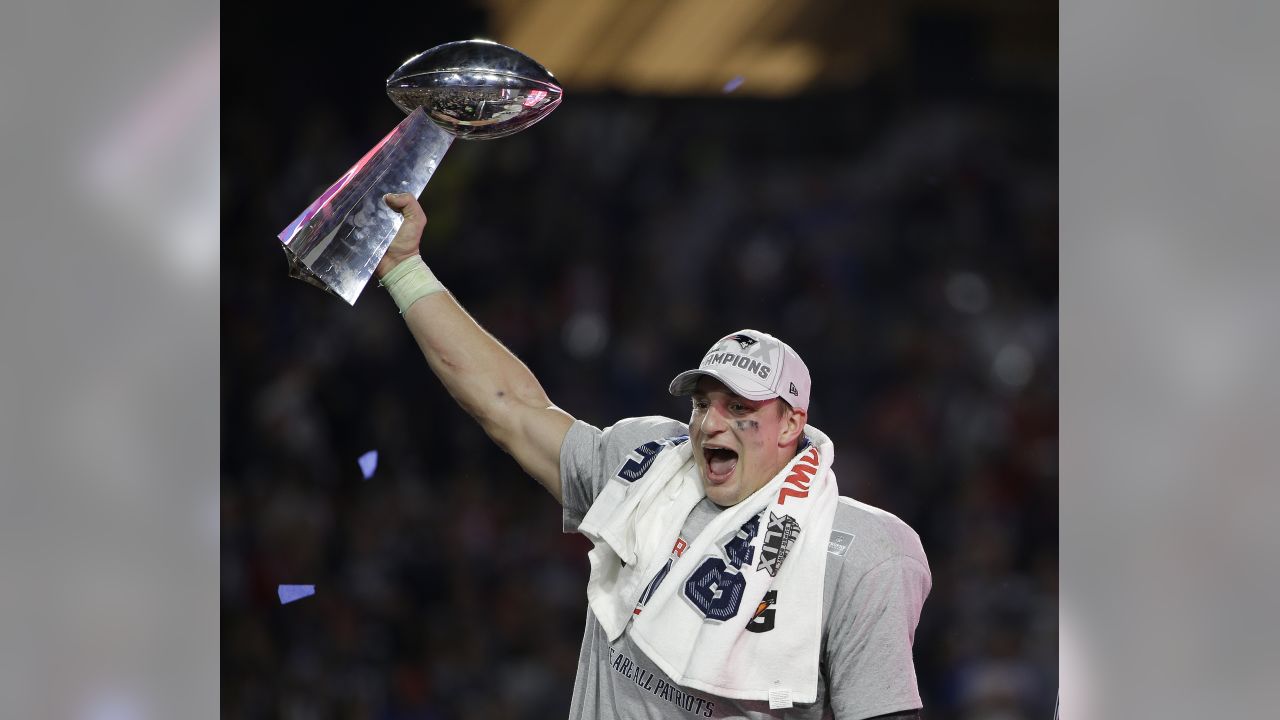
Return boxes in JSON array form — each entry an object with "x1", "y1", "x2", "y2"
[{"x1": 277, "y1": 40, "x2": 562, "y2": 304}]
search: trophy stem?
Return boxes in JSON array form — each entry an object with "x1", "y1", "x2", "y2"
[{"x1": 278, "y1": 108, "x2": 454, "y2": 305}]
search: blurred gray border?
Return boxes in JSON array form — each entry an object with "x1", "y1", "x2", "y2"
[
  {"x1": 1063, "y1": 1, "x2": 1280, "y2": 717},
  {"x1": 0, "y1": 1, "x2": 218, "y2": 716}
]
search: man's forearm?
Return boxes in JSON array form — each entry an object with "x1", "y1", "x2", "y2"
[
  {"x1": 399, "y1": 289, "x2": 572, "y2": 500},
  {"x1": 401, "y1": 290, "x2": 545, "y2": 430},
  {"x1": 372, "y1": 194, "x2": 572, "y2": 499}
]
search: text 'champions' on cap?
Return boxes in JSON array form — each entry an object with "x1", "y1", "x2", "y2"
[{"x1": 668, "y1": 330, "x2": 811, "y2": 411}]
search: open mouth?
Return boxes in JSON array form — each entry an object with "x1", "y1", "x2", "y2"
[{"x1": 703, "y1": 447, "x2": 739, "y2": 483}]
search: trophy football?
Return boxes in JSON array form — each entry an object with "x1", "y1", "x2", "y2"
[{"x1": 277, "y1": 40, "x2": 563, "y2": 304}]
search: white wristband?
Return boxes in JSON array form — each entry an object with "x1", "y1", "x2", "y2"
[{"x1": 378, "y1": 256, "x2": 445, "y2": 314}]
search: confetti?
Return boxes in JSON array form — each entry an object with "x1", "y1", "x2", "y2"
[
  {"x1": 278, "y1": 584, "x2": 315, "y2": 604},
  {"x1": 722, "y1": 76, "x2": 745, "y2": 93},
  {"x1": 357, "y1": 450, "x2": 378, "y2": 479}
]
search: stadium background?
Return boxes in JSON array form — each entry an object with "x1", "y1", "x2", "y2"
[{"x1": 223, "y1": 1, "x2": 1056, "y2": 717}]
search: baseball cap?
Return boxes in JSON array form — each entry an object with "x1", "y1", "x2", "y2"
[{"x1": 668, "y1": 329, "x2": 811, "y2": 411}]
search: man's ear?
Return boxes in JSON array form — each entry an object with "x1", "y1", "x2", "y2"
[{"x1": 779, "y1": 406, "x2": 808, "y2": 448}]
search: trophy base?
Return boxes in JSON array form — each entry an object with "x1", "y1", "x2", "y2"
[
  {"x1": 282, "y1": 249, "x2": 342, "y2": 298},
  {"x1": 277, "y1": 108, "x2": 454, "y2": 305}
]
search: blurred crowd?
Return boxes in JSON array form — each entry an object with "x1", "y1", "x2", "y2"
[{"x1": 223, "y1": 73, "x2": 1056, "y2": 719}]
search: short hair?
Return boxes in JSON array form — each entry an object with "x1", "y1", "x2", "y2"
[{"x1": 776, "y1": 399, "x2": 790, "y2": 418}]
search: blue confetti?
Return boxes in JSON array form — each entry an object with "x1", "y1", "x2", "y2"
[
  {"x1": 722, "y1": 75, "x2": 745, "y2": 93},
  {"x1": 278, "y1": 584, "x2": 315, "y2": 604},
  {"x1": 357, "y1": 450, "x2": 378, "y2": 479}
]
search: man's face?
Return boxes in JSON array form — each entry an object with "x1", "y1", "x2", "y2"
[{"x1": 689, "y1": 377, "x2": 806, "y2": 507}]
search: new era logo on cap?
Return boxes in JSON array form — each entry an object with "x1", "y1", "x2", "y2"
[{"x1": 668, "y1": 329, "x2": 812, "y2": 411}]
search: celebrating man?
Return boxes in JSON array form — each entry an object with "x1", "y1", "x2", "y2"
[{"x1": 375, "y1": 192, "x2": 931, "y2": 719}]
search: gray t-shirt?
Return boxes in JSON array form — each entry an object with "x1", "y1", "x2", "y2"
[{"x1": 559, "y1": 416, "x2": 932, "y2": 720}]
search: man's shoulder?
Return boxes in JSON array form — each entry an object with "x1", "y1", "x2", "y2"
[
  {"x1": 601, "y1": 415, "x2": 691, "y2": 449},
  {"x1": 826, "y1": 496, "x2": 929, "y2": 574}
]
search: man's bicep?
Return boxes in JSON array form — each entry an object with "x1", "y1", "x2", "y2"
[{"x1": 506, "y1": 404, "x2": 575, "y2": 504}]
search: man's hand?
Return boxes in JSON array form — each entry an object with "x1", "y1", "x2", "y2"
[{"x1": 375, "y1": 192, "x2": 427, "y2": 280}]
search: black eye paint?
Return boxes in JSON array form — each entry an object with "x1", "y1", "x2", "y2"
[{"x1": 735, "y1": 420, "x2": 760, "y2": 432}]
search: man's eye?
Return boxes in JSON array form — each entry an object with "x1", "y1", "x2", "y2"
[
  {"x1": 692, "y1": 400, "x2": 709, "y2": 410},
  {"x1": 729, "y1": 403, "x2": 746, "y2": 413}
]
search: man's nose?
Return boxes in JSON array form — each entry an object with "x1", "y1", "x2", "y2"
[{"x1": 699, "y1": 406, "x2": 729, "y2": 435}]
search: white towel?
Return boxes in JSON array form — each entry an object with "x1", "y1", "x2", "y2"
[{"x1": 578, "y1": 425, "x2": 839, "y2": 705}]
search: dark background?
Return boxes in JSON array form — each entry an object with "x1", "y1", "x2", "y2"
[{"x1": 223, "y1": 2, "x2": 1056, "y2": 717}]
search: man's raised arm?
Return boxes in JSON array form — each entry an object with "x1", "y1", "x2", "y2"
[{"x1": 375, "y1": 193, "x2": 574, "y2": 503}]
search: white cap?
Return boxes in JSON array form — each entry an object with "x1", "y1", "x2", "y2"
[{"x1": 668, "y1": 330, "x2": 811, "y2": 411}]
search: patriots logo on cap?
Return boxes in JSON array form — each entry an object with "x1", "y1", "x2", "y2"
[
  {"x1": 789, "y1": 382, "x2": 799, "y2": 396},
  {"x1": 701, "y1": 332, "x2": 774, "y2": 380}
]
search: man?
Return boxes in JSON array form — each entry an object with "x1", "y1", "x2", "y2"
[{"x1": 375, "y1": 193, "x2": 931, "y2": 719}]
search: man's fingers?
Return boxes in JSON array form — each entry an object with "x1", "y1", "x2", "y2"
[
  {"x1": 383, "y1": 191, "x2": 412, "y2": 209},
  {"x1": 384, "y1": 193, "x2": 428, "y2": 238},
  {"x1": 384, "y1": 192, "x2": 424, "y2": 218}
]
